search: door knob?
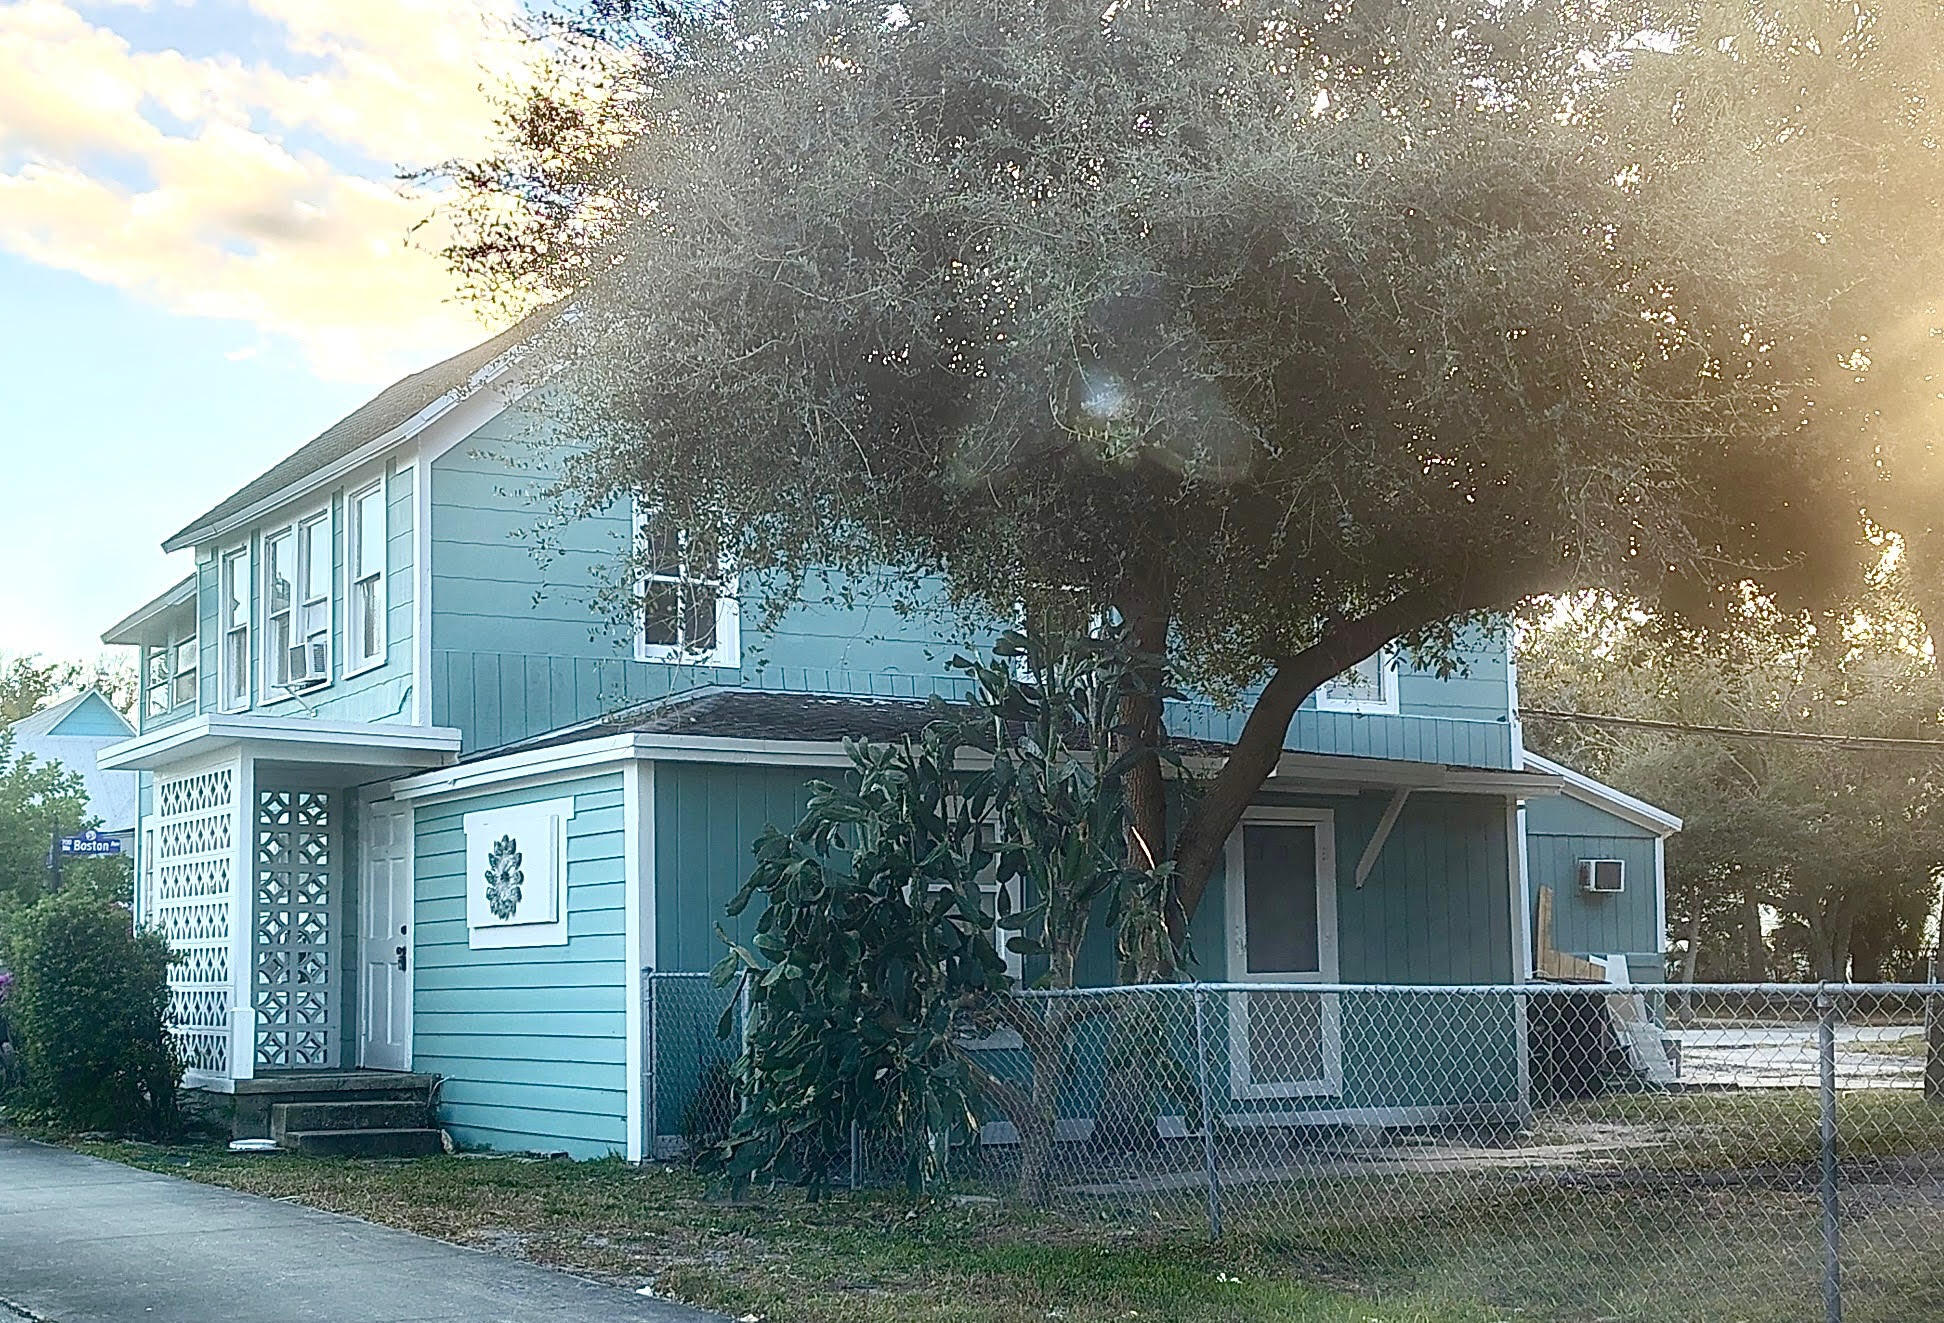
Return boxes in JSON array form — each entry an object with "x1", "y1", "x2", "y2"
[{"x1": 395, "y1": 944, "x2": 408, "y2": 972}]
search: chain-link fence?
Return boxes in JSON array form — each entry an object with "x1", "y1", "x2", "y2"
[{"x1": 645, "y1": 974, "x2": 1944, "y2": 1321}]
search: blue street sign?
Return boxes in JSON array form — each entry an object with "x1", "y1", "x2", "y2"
[{"x1": 57, "y1": 831, "x2": 123, "y2": 858}]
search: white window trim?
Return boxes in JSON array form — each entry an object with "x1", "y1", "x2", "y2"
[
  {"x1": 261, "y1": 505, "x2": 334, "y2": 703},
  {"x1": 345, "y1": 478, "x2": 388, "y2": 678},
  {"x1": 631, "y1": 501, "x2": 742, "y2": 669},
  {"x1": 218, "y1": 544, "x2": 252, "y2": 714},
  {"x1": 1224, "y1": 806, "x2": 1343, "y2": 1100},
  {"x1": 1312, "y1": 649, "x2": 1400, "y2": 715}
]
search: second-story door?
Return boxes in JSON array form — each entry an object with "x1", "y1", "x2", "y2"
[{"x1": 358, "y1": 799, "x2": 414, "y2": 1072}]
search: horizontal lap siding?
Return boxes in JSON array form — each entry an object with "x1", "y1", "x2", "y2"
[{"x1": 413, "y1": 773, "x2": 628, "y2": 1158}]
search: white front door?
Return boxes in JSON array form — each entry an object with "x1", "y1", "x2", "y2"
[
  {"x1": 1226, "y1": 809, "x2": 1343, "y2": 1099},
  {"x1": 358, "y1": 799, "x2": 414, "y2": 1071}
]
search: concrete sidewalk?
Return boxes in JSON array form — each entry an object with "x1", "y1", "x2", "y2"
[{"x1": 0, "y1": 1134, "x2": 723, "y2": 1323}]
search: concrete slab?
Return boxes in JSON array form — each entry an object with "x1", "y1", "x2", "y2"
[{"x1": 0, "y1": 1134, "x2": 724, "y2": 1323}]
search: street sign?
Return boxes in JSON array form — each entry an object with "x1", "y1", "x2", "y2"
[{"x1": 56, "y1": 830, "x2": 124, "y2": 858}]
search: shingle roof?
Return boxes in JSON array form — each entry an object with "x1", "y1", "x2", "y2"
[
  {"x1": 481, "y1": 688, "x2": 1233, "y2": 762},
  {"x1": 161, "y1": 306, "x2": 556, "y2": 552}
]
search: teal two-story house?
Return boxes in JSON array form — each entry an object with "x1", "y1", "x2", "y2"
[{"x1": 99, "y1": 326, "x2": 1677, "y2": 1159}]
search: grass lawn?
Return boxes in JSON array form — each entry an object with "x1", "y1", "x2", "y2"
[{"x1": 65, "y1": 1091, "x2": 1944, "y2": 1323}]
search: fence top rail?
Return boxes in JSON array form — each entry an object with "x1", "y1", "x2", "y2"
[
  {"x1": 644, "y1": 968, "x2": 1944, "y2": 997},
  {"x1": 1012, "y1": 981, "x2": 1944, "y2": 998}
]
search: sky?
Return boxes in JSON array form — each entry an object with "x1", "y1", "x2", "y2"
[{"x1": 0, "y1": 0, "x2": 535, "y2": 661}]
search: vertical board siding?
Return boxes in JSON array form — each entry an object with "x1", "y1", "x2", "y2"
[
  {"x1": 1526, "y1": 830, "x2": 1661, "y2": 962},
  {"x1": 412, "y1": 773, "x2": 629, "y2": 1158}
]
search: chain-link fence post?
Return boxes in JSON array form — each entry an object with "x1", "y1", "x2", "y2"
[
  {"x1": 1926, "y1": 952, "x2": 1944, "y2": 1101},
  {"x1": 641, "y1": 967, "x2": 657, "y2": 1163},
  {"x1": 1192, "y1": 982, "x2": 1222, "y2": 1240},
  {"x1": 1817, "y1": 986, "x2": 1842, "y2": 1323},
  {"x1": 850, "y1": 1120, "x2": 863, "y2": 1190},
  {"x1": 738, "y1": 974, "x2": 753, "y2": 1048}
]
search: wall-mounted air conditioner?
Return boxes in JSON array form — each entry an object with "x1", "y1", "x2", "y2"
[
  {"x1": 286, "y1": 640, "x2": 329, "y2": 687},
  {"x1": 1578, "y1": 858, "x2": 1626, "y2": 894}
]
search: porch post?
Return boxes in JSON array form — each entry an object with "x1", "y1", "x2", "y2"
[{"x1": 229, "y1": 753, "x2": 257, "y2": 1082}]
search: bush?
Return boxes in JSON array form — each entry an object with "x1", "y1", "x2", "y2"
[
  {"x1": 0, "y1": 970, "x2": 22, "y2": 1100},
  {"x1": 7, "y1": 893, "x2": 179, "y2": 1135}
]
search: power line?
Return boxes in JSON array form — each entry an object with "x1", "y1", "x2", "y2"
[{"x1": 1519, "y1": 708, "x2": 1944, "y2": 752}]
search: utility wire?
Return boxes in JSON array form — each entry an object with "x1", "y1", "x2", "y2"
[{"x1": 1520, "y1": 708, "x2": 1944, "y2": 752}]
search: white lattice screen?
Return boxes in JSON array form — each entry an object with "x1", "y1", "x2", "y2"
[
  {"x1": 151, "y1": 764, "x2": 238, "y2": 1077},
  {"x1": 254, "y1": 789, "x2": 339, "y2": 1069}
]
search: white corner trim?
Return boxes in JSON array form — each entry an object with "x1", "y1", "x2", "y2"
[
  {"x1": 622, "y1": 759, "x2": 655, "y2": 1163},
  {"x1": 1519, "y1": 750, "x2": 1683, "y2": 836},
  {"x1": 412, "y1": 448, "x2": 433, "y2": 727},
  {"x1": 1654, "y1": 834, "x2": 1669, "y2": 956}
]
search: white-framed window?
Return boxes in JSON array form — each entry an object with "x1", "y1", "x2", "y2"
[
  {"x1": 1312, "y1": 649, "x2": 1399, "y2": 715},
  {"x1": 633, "y1": 504, "x2": 740, "y2": 667},
  {"x1": 147, "y1": 632, "x2": 198, "y2": 716},
  {"x1": 346, "y1": 480, "x2": 387, "y2": 675},
  {"x1": 145, "y1": 645, "x2": 173, "y2": 719},
  {"x1": 265, "y1": 510, "x2": 332, "y2": 694},
  {"x1": 218, "y1": 544, "x2": 251, "y2": 712},
  {"x1": 173, "y1": 636, "x2": 198, "y2": 709}
]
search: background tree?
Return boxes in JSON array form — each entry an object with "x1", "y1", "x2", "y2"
[
  {"x1": 0, "y1": 654, "x2": 133, "y2": 727},
  {"x1": 1522, "y1": 583, "x2": 1944, "y2": 981},
  {"x1": 0, "y1": 732, "x2": 127, "y2": 927},
  {"x1": 435, "y1": 0, "x2": 1944, "y2": 956}
]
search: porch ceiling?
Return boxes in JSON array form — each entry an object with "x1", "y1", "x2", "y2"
[{"x1": 98, "y1": 714, "x2": 461, "y2": 777}]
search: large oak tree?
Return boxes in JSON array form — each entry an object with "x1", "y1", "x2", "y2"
[{"x1": 435, "y1": 0, "x2": 1944, "y2": 951}]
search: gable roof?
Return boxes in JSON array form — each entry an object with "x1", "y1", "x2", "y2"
[
  {"x1": 1519, "y1": 749, "x2": 1682, "y2": 836},
  {"x1": 161, "y1": 306, "x2": 557, "y2": 553},
  {"x1": 8, "y1": 690, "x2": 138, "y2": 834}
]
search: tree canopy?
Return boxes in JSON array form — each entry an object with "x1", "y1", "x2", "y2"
[
  {"x1": 1523, "y1": 583, "x2": 1944, "y2": 981},
  {"x1": 436, "y1": 0, "x2": 1944, "y2": 930}
]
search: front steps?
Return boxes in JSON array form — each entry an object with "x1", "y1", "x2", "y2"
[{"x1": 230, "y1": 1071, "x2": 445, "y2": 1158}]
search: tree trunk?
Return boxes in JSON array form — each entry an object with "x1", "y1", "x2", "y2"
[
  {"x1": 1680, "y1": 906, "x2": 1702, "y2": 983},
  {"x1": 1741, "y1": 889, "x2": 1766, "y2": 982},
  {"x1": 1170, "y1": 587, "x2": 1456, "y2": 931},
  {"x1": 1115, "y1": 588, "x2": 1172, "y2": 963}
]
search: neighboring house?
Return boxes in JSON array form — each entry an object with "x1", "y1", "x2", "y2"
[
  {"x1": 9, "y1": 689, "x2": 138, "y2": 855},
  {"x1": 98, "y1": 326, "x2": 1679, "y2": 1159}
]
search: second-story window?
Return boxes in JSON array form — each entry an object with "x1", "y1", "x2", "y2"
[
  {"x1": 346, "y1": 481, "x2": 386, "y2": 674},
  {"x1": 265, "y1": 512, "x2": 332, "y2": 694},
  {"x1": 1314, "y1": 649, "x2": 1399, "y2": 715},
  {"x1": 634, "y1": 506, "x2": 740, "y2": 667},
  {"x1": 172, "y1": 636, "x2": 198, "y2": 709},
  {"x1": 146, "y1": 646, "x2": 173, "y2": 719},
  {"x1": 219, "y1": 545, "x2": 251, "y2": 711}
]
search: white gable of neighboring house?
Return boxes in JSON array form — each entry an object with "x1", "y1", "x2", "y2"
[{"x1": 8, "y1": 690, "x2": 139, "y2": 840}]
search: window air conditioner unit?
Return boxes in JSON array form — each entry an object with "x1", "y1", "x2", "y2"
[
  {"x1": 287, "y1": 640, "x2": 329, "y2": 686},
  {"x1": 1578, "y1": 858, "x2": 1626, "y2": 894}
]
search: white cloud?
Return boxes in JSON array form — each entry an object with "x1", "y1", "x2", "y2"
[{"x1": 0, "y1": 0, "x2": 535, "y2": 383}]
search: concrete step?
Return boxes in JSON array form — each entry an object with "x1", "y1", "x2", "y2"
[
  {"x1": 270, "y1": 1099, "x2": 431, "y2": 1142},
  {"x1": 277, "y1": 1128, "x2": 447, "y2": 1158}
]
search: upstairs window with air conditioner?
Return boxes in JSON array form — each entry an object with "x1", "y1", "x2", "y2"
[
  {"x1": 264, "y1": 510, "x2": 332, "y2": 695},
  {"x1": 633, "y1": 505, "x2": 740, "y2": 668},
  {"x1": 1313, "y1": 649, "x2": 1399, "y2": 715}
]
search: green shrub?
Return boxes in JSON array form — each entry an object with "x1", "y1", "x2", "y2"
[{"x1": 8, "y1": 893, "x2": 179, "y2": 1135}]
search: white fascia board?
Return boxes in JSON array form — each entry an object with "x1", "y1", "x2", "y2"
[
  {"x1": 99, "y1": 715, "x2": 462, "y2": 772},
  {"x1": 161, "y1": 385, "x2": 520, "y2": 555},
  {"x1": 101, "y1": 574, "x2": 197, "y2": 646},
  {"x1": 388, "y1": 731, "x2": 857, "y2": 805},
  {"x1": 1519, "y1": 750, "x2": 1683, "y2": 836}
]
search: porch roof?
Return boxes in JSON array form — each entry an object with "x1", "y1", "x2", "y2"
[
  {"x1": 98, "y1": 713, "x2": 461, "y2": 776},
  {"x1": 100, "y1": 574, "x2": 196, "y2": 647}
]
